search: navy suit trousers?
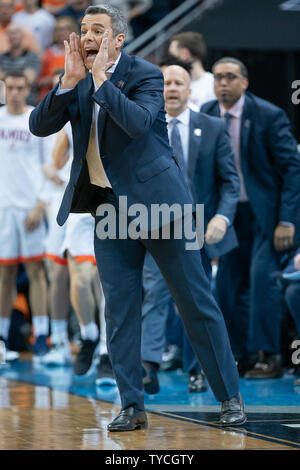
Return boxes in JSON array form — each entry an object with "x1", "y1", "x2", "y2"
[{"x1": 93, "y1": 189, "x2": 239, "y2": 410}]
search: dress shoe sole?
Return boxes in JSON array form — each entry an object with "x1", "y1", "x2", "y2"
[
  {"x1": 219, "y1": 416, "x2": 247, "y2": 427},
  {"x1": 108, "y1": 421, "x2": 148, "y2": 432}
]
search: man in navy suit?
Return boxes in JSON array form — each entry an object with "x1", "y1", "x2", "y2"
[
  {"x1": 201, "y1": 57, "x2": 300, "y2": 379},
  {"x1": 29, "y1": 5, "x2": 246, "y2": 430},
  {"x1": 141, "y1": 64, "x2": 240, "y2": 394}
]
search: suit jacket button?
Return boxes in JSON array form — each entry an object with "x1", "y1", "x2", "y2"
[
  {"x1": 72, "y1": 184, "x2": 76, "y2": 189},
  {"x1": 80, "y1": 159, "x2": 83, "y2": 165}
]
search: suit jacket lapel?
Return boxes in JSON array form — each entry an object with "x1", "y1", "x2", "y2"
[
  {"x1": 188, "y1": 111, "x2": 203, "y2": 181},
  {"x1": 109, "y1": 51, "x2": 132, "y2": 89},
  {"x1": 97, "y1": 51, "x2": 133, "y2": 145},
  {"x1": 78, "y1": 72, "x2": 94, "y2": 143}
]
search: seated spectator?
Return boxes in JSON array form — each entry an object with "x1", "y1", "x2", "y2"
[
  {"x1": 56, "y1": 0, "x2": 90, "y2": 26},
  {"x1": 12, "y1": 0, "x2": 56, "y2": 52},
  {"x1": 37, "y1": 16, "x2": 78, "y2": 101},
  {"x1": 0, "y1": 0, "x2": 41, "y2": 55},
  {"x1": 0, "y1": 24, "x2": 40, "y2": 105}
]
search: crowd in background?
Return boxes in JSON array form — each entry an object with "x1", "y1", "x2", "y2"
[{"x1": 0, "y1": 0, "x2": 299, "y2": 394}]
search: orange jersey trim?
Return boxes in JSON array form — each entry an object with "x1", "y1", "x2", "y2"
[
  {"x1": 74, "y1": 255, "x2": 96, "y2": 265},
  {"x1": 45, "y1": 254, "x2": 68, "y2": 266},
  {"x1": 0, "y1": 257, "x2": 20, "y2": 265}
]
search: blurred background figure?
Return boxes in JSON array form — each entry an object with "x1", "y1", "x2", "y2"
[
  {"x1": 12, "y1": 0, "x2": 56, "y2": 52},
  {"x1": 37, "y1": 16, "x2": 78, "y2": 100},
  {"x1": 0, "y1": 0, "x2": 41, "y2": 55},
  {"x1": 0, "y1": 71, "x2": 49, "y2": 363},
  {"x1": 41, "y1": 68, "x2": 72, "y2": 367},
  {"x1": 168, "y1": 31, "x2": 215, "y2": 111},
  {"x1": 201, "y1": 57, "x2": 300, "y2": 379},
  {"x1": 0, "y1": 24, "x2": 40, "y2": 105}
]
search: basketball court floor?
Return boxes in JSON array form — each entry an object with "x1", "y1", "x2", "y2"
[{"x1": 0, "y1": 354, "x2": 300, "y2": 451}]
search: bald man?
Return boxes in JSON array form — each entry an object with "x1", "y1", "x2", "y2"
[{"x1": 141, "y1": 65, "x2": 240, "y2": 395}]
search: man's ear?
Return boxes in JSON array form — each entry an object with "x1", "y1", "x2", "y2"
[
  {"x1": 116, "y1": 33, "x2": 125, "y2": 48},
  {"x1": 242, "y1": 77, "x2": 249, "y2": 92}
]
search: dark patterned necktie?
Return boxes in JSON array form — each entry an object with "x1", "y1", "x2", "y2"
[
  {"x1": 224, "y1": 111, "x2": 232, "y2": 133},
  {"x1": 170, "y1": 118, "x2": 188, "y2": 184}
]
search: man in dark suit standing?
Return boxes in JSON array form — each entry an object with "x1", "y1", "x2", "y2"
[
  {"x1": 29, "y1": 5, "x2": 246, "y2": 430},
  {"x1": 201, "y1": 57, "x2": 300, "y2": 378},
  {"x1": 141, "y1": 64, "x2": 240, "y2": 394}
]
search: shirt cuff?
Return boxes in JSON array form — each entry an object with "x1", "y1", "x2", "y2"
[
  {"x1": 279, "y1": 221, "x2": 295, "y2": 228},
  {"x1": 215, "y1": 214, "x2": 230, "y2": 226}
]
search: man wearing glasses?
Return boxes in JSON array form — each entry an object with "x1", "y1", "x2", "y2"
[{"x1": 201, "y1": 57, "x2": 300, "y2": 379}]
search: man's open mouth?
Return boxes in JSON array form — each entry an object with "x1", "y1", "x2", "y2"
[{"x1": 85, "y1": 49, "x2": 98, "y2": 58}]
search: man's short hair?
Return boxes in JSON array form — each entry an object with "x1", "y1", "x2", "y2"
[
  {"x1": 158, "y1": 55, "x2": 192, "y2": 75},
  {"x1": 212, "y1": 57, "x2": 248, "y2": 78},
  {"x1": 170, "y1": 32, "x2": 207, "y2": 62},
  {"x1": 4, "y1": 70, "x2": 28, "y2": 85},
  {"x1": 84, "y1": 3, "x2": 128, "y2": 37}
]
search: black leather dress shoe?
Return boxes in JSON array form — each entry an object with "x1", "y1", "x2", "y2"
[
  {"x1": 188, "y1": 372, "x2": 207, "y2": 393},
  {"x1": 244, "y1": 353, "x2": 283, "y2": 379},
  {"x1": 142, "y1": 361, "x2": 159, "y2": 394},
  {"x1": 220, "y1": 394, "x2": 247, "y2": 426},
  {"x1": 107, "y1": 406, "x2": 148, "y2": 432}
]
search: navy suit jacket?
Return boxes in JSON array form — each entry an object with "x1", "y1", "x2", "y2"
[
  {"x1": 201, "y1": 92, "x2": 300, "y2": 242},
  {"x1": 29, "y1": 51, "x2": 192, "y2": 229},
  {"x1": 188, "y1": 110, "x2": 240, "y2": 258}
]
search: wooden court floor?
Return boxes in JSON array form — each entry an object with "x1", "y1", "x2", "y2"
[{"x1": 0, "y1": 378, "x2": 299, "y2": 450}]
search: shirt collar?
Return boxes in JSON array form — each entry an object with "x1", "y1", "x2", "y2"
[
  {"x1": 166, "y1": 107, "x2": 190, "y2": 126},
  {"x1": 220, "y1": 93, "x2": 245, "y2": 119}
]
